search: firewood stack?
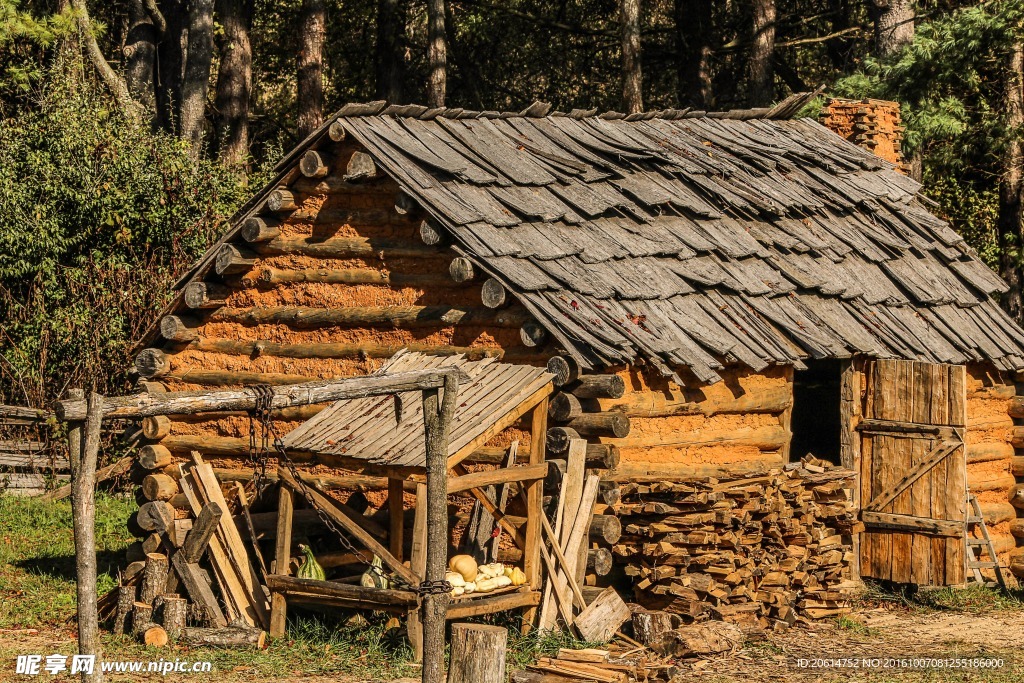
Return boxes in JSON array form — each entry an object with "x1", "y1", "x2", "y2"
[{"x1": 611, "y1": 458, "x2": 860, "y2": 629}]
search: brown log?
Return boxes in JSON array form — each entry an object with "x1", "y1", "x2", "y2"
[
  {"x1": 139, "y1": 553, "x2": 169, "y2": 604},
  {"x1": 143, "y1": 474, "x2": 180, "y2": 502},
  {"x1": 248, "y1": 235, "x2": 440, "y2": 260},
  {"x1": 254, "y1": 266, "x2": 456, "y2": 288},
  {"x1": 132, "y1": 602, "x2": 153, "y2": 636},
  {"x1": 216, "y1": 467, "x2": 397, "y2": 492},
  {"x1": 598, "y1": 384, "x2": 793, "y2": 418},
  {"x1": 449, "y1": 257, "x2": 475, "y2": 283},
  {"x1": 141, "y1": 624, "x2": 169, "y2": 647},
  {"x1": 113, "y1": 585, "x2": 137, "y2": 635},
  {"x1": 632, "y1": 609, "x2": 675, "y2": 646},
  {"x1": 139, "y1": 444, "x2": 173, "y2": 470},
  {"x1": 1011, "y1": 485, "x2": 1024, "y2": 510},
  {"x1": 127, "y1": 515, "x2": 147, "y2": 539},
  {"x1": 570, "y1": 375, "x2": 626, "y2": 399},
  {"x1": 549, "y1": 393, "x2": 583, "y2": 422},
  {"x1": 142, "y1": 415, "x2": 172, "y2": 440},
  {"x1": 511, "y1": 672, "x2": 586, "y2": 683},
  {"x1": 215, "y1": 244, "x2": 258, "y2": 276},
  {"x1": 183, "y1": 281, "x2": 231, "y2": 309},
  {"x1": 141, "y1": 533, "x2": 163, "y2": 555},
  {"x1": 565, "y1": 413, "x2": 631, "y2": 438},
  {"x1": 967, "y1": 469, "x2": 1015, "y2": 494},
  {"x1": 446, "y1": 623, "x2": 507, "y2": 683},
  {"x1": 589, "y1": 515, "x2": 622, "y2": 544},
  {"x1": 520, "y1": 321, "x2": 548, "y2": 348},
  {"x1": 980, "y1": 502, "x2": 1016, "y2": 525},
  {"x1": 481, "y1": 278, "x2": 511, "y2": 309},
  {"x1": 162, "y1": 595, "x2": 187, "y2": 639},
  {"x1": 266, "y1": 188, "x2": 297, "y2": 212},
  {"x1": 586, "y1": 547, "x2": 613, "y2": 576},
  {"x1": 345, "y1": 151, "x2": 378, "y2": 181},
  {"x1": 160, "y1": 315, "x2": 199, "y2": 343},
  {"x1": 419, "y1": 219, "x2": 447, "y2": 245},
  {"x1": 1007, "y1": 395, "x2": 1024, "y2": 418},
  {"x1": 328, "y1": 119, "x2": 346, "y2": 141},
  {"x1": 546, "y1": 427, "x2": 580, "y2": 455},
  {"x1": 612, "y1": 424, "x2": 789, "y2": 451},
  {"x1": 547, "y1": 355, "x2": 582, "y2": 387},
  {"x1": 300, "y1": 149, "x2": 332, "y2": 178},
  {"x1": 1010, "y1": 552, "x2": 1024, "y2": 579},
  {"x1": 189, "y1": 337, "x2": 504, "y2": 362},
  {"x1": 968, "y1": 442, "x2": 1014, "y2": 464},
  {"x1": 137, "y1": 502, "x2": 175, "y2": 533},
  {"x1": 1013, "y1": 455, "x2": 1024, "y2": 477},
  {"x1": 240, "y1": 217, "x2": 281, "y2": 243},
  {"x1": 1009, "y1": 518, "x2": 1024, "y2": 539},
  {"x1": 135, "y1": 348, "x2": 169, "y2": 379},
  {"x1": 1012, "y1": 426, "x2": 1024, "y2": 449},
  {"x1": 170, "y1": 552, "x2": 227, "y2": 627},
  {"x1": 599, "y1": 482, "x2": 621, "y2": 505},
  {"x1": 587, "y1": 444, "x2": 620, "y2": 470},
  {"x1": 207, "y1": 304, "x2": 529, "y2": 329},
  {"x1": 179, "y1": 626, "x2": 267, "y2": 648}
]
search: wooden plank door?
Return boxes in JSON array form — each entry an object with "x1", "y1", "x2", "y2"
[{"x1": 858, "y1": 359, "x2": 967, "y2": 586}]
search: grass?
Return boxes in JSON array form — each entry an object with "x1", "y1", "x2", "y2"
[
  {"x1": 0, "y1": 493, "x2": 577, "y2": 681},
  {"x1": 834, "y1": 614, "x2": 876, "y2": 636},
  {"x1": 857, "y1": 580, "x2": 1024, "y2": 615}
]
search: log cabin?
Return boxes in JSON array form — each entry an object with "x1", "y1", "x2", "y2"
[{"x1": 127, "y1": 93, "x2": 1024, "y2": 591}]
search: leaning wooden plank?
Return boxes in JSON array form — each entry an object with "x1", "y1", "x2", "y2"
[
  {"x1": 170, "y1": 552, "x2": 228, "y2": 627},
  {"x1": 276, "y1": 467, "x2": 420, "y2": 586},
  {"x1": 540, "y1": 438, "x2": 586, "y2": 630},
  {"x1": 178, "y1": 465, "x2": 248, "y2": 625},
  {"x1": 41, "y1": 455, "x2": 133, "y2": 502},
  {"x1": 546, "y1": 474, "x2": 601, "y2": 630},
  {"x1": 190, "y1": 453, "x2": 270, "y2": 628},
  {"x1": 573, "y1": 587, "x2": 630, "y2": 644}
]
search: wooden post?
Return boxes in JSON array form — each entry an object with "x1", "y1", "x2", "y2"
[
  {"x1": 389, "y1": 476, "x2": 405, "y2": 562},
  {"x1": 406, "y1": 483, "x2": 428, "y2": 663},
  {"x1": 421, "y1": 374, "x2": 459, "y2": 683},
  {"x1": 270, "y1": 486, "x2": 294, "y2": 638},
  {"x1": 522, "y1": 398, "x2": 547, "y2": 632},
  {"x1": 447, "y1": 624, "x2": 507, "y2": 683},
  {"x1": 840, "y1": 360, "x2": 863, "y2": 583},
  {"x1": 72, "y1": 391, "x2": 104, "y2": 682}
]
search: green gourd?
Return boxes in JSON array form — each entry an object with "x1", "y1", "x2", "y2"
[
  {"x1": 296, "y1": 544, "x2": 326, "y2": 581},
  {"x1": 360, "y1": 555, "x2": 390, "y2": 589}
]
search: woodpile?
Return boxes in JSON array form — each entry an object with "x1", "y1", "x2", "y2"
[{"x1": 610, "y1": 460, "x2": 860, "y2": 629}]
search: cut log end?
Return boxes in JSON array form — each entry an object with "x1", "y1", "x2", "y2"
[
  {"x1": 266, "y1": 189, "x2": 298, "y2": 213},
  {"x1": 160, "y1": 315, "x2": 198, "y2": 343},
  {"x1": 328, "y1": 120, "x2": 347, "y2": 142},
  {"x1": 344, "y1": 151, "x2": 378, "y2": 181},
  {"x1": 546, "y1": 427, "x2": 580, "y2": 455},
  {"x1": 395, "y1": 191, "x2": 419, "y2": 216},
  {"x1": 547, "y1": 355, "x2": 581, "y2": 386},
  {"x1": 135, "y1": 348, "x2": 169, "y2": 379},
  {"x1": 240, "y1": 217, "x2": 281, "y2": 243},
  {"x1": 215, "y1": 244, "x2": 257, "y2": 276},
  {"x1": 183, "y1": 281, "x2": 228, "y2": 309},
  {"x1": 141, "y1": 624, "x2": 169, "y2": 647},
  {"x1": 520, "y1": 321, "x2": 548, "y2": 348},
  {"x1": 449, "y1": 257, "x2": 475, "y2": 283},
  {"x1": 419, "y1": 220, "x2": 447, "y2": 246},
  {"x1": 300, "y1": 150, "x2": 331, "y2": 179}
]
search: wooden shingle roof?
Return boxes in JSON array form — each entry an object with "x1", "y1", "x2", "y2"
[
  {"x1": 281, "y1": 350, "x2": 553, "y2": 470},
  {"x1": 327, "y1": 101, "x2": 1024, "y2": 382}
]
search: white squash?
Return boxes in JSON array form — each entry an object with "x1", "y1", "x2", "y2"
[
  {"x1": 463, "y1": 582, "x2": 476, "y2": 594},
  {"x1": 478, "y1": 562, "x2": 505, "y2": 579},
  {"x1": 475, "y1": 577, "x2": 501, "y2": 593},
  {"x1": 493, "y1": 575, "x2": 512, "y2": 588},
  {"x1": 448, "y1": 555, "x2": 478, "y2": 582},
  {"x1": 451, "y1": 586, "x2": 465, "y2": 597},
  {"x1": 445, "y1": 571, "x2": 466, "y2": 588}
]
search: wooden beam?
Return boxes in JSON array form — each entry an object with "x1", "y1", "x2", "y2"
[
  {"x1": 55, "y1": 368, "x2": 468, "y2": 421},
  {"x1": 205, "y1": 304, "x2": 529, "y2": 330},
  {"x1": 265, "y1": 574, "x2": 418, "y2": 607},
  {"x1": 861, "y1": 511, "x2": 964, "y2": 537},
  {"x1": 447, "y1": 463, "x2": 547, "y2": 494}
]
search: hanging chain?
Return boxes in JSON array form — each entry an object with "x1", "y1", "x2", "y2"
[{"x1": 244, "y1": 387, "x2": 449, "y2": 595}]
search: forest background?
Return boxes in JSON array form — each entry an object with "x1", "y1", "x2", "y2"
[{"x1": 0, "y1": 0, "x2": 1022, "y2": 407}]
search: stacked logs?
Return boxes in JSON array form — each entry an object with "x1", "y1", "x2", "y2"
[
  {"x1": 608, "y1": 461, "x2": 859, "y2": 629},
  {"x1": 1007, "y1": 392, "x2": 1024, "y2": 579}
]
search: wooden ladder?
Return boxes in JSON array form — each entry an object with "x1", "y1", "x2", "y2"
[{"x1": 966, "y1": 493, "x2": 1007, "y2": 589}]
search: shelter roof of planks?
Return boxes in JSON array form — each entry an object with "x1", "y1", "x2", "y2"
[
  {"x1": 281, "y1": 350, "x2": 553, "y2": 469},
  {"x1": 140, "y1": 93, "x2": 1024, "y2": 383}
]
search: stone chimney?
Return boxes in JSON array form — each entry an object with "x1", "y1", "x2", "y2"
[{"x1": 819, "y1": 98, "x2": 907, "y2": 171}]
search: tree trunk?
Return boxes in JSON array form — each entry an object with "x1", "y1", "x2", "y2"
[
  {"x1": 124, "y1": 0, "x2": 159, "y2": 111},
  {"x1": 674, "y1": 0, "x2": 713, "y2": 108},
  {"x1": 426, "y1": 0, "x2": 446, "y2": 107},
  {"x1": 871, "y1": 0, "x2": 914, "y2": 59},
  {"x1": 999, "y1": 42, "x2": 1024, "y2": 320},
  {"x1": 155, "y1": 0, "x2": 187, "y2": 134},
  {"x1": 749, "y1": 0, "x2": 775, "y2": 107},
  {"x1": 376, "y1": 0, "x2": 406, "y2": 103},
  {"x1": 214, "y1": 0, "x2": 253, "y2": 167},
  {"x1": 72, "y1": 393, "x2": 105, "y2": 682},
  {"x1": 69, "y1": 0, "x2": 135, "y2": 112},
  {"x1": 297, "y1": 0, "x2": 326, "y2": 138},
  {"x1": 620, "y1": 0, "x2": 643, "y2": 114},
  {"x1": 181, "y1": 0, "x2": 216, "y2": 154}
]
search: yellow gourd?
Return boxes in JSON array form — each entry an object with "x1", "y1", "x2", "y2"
[
  {"x1": 448, "y1": 554, "x2": 478, "y2": 582},
  {"x1": 508, "y1": 566, "x2": 527, "y2": 586}
]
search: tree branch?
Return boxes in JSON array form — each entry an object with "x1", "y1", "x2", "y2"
[{"x1": 69, "y1": 0, "x2": 140, "y2": 112}]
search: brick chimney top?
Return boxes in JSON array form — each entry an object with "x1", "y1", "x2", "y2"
[{"x1": 820, "y1": 98, "x2": 907, "y2": 171}]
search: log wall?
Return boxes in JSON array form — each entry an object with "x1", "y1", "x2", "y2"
[{"x1": 965, "y1": 364, "x2": 1020, "y2": 572}]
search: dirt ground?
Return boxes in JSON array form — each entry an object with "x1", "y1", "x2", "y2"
[{"x1": 3, "y1": 606, "x2": 1023, "y2": 682}]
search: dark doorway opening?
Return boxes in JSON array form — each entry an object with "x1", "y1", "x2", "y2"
[{"x1": 789, "y1": 359, "x2": 843, "y2": 464}]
